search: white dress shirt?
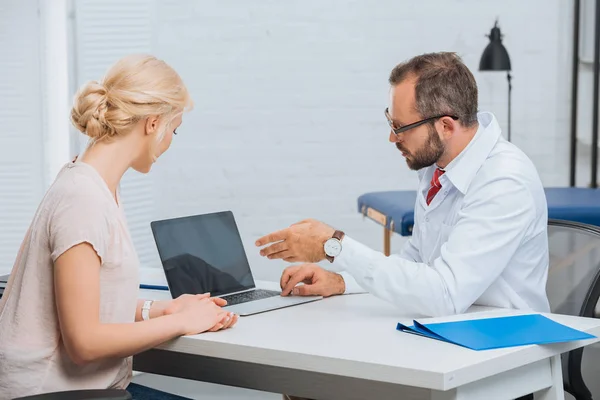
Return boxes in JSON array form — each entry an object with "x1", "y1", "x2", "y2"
[{"x1": 332, "y1": 112, "x2": 550, "y2": 317}]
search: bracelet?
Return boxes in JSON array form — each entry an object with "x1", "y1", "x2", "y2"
[{"x1": 141, "y1": 300, "x2": 154, "y2": 321}]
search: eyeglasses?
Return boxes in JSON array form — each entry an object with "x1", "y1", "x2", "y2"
[{"x1": 385, "y1": 108, "x2": 459, "y2": 136}]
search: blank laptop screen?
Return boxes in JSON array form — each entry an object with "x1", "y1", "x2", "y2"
[{"x1": 151, "y1": 211, "x2": 255, "y2": 298}]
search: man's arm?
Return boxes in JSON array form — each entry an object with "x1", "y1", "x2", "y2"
[
  {"x1": 398, "y1": 229, "x2": 421, "y2": 262},
  {"x1": 332, "y1": 177, "x2": 537, "y2": 317},
  {"x1": 258, "y1": 177, "x2": 538, "y2": 317}
]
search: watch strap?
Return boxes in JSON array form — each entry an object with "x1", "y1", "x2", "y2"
[
  {"x1": 325, "y1": 230, "x2": 345, "y2": 263},
  {"x1": 141, "y1": 300, "x2": 154, "y2": 321}
]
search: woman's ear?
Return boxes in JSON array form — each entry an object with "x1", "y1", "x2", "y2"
[{"x1": 144, "y1": 116, "x2": 160, "y2": 136}]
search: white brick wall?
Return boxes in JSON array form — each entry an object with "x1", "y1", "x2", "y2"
[
  {"x1": 138, "y1": 0, "x2": 574, "y2": 281},
  {"x1": 0, "y1": 0, "x2": 577, "y2": 280},
  {"x1": 0, "y1": 0, "x2": 45, "y2": 276}
]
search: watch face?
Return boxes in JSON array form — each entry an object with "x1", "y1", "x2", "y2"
[{"x1": 324, "y1": 238, "x2": 342, "y2": 257}]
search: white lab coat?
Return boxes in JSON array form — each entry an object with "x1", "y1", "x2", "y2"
[{"x1": 334, "y1": 112, "x2": 550, "y2": 317}]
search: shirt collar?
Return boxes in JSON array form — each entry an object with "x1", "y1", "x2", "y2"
[{"x1": 435, "y1": 111, "x2": 502, "y2": 194}]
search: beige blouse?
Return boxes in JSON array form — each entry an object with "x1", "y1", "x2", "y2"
[{"x1": 0, "y1": 160, "x2": 140, "y2": 398}]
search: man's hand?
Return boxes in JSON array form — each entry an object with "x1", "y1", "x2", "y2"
[
  {"x1": 256, "y1": 219, "x2": 335, "y2": 263},
  {"x1": 280, "y1": 264, "x2": 345, "y2": 297}
]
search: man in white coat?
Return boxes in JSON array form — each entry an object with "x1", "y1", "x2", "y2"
[{"x1": 256, "y1": 52, "x2": 550, "y2": 321}]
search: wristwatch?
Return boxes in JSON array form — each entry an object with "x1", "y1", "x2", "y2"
[
  {"x1": 141, "y1": 300, "x2": 154, "y2": 321},
  {"x1": 324, "y1": 230, "x2": 345, "y2": 263}
]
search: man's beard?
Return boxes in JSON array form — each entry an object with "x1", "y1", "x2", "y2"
[{"x1": 396, "y1": 125, "x2": 445, "y2": 170}]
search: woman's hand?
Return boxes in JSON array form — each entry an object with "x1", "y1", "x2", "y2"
[
  {"x1": 207, "y1": 310, "x2": 239, "y2": 332},
  {"x1": 166, "y1": 294, "x2": 239, "y2": 335}
]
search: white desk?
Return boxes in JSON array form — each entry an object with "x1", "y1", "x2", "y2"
[{"x1": 134, "y1": 281, "x2": 600, "y2": 400}]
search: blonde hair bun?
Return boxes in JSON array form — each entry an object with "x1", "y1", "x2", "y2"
[
  {"x1": 70, "y1": 54, "x2": 193, "y2": 142},
  {"x1": 70, "y1": 81, "x2": 114, "y2": 140}
]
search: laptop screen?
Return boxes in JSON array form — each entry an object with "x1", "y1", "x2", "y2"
[{"x1": 150, "y1": 211, "x2": 256, "y2": 298}]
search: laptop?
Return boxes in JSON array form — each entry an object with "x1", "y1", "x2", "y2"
[{"x1": 150, "y1": 211, "x2": 322, "y2": 316}]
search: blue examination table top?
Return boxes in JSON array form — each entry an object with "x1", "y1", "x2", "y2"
[{"x1": 357, "y1": 187, "x2": 600, "y2": 236}]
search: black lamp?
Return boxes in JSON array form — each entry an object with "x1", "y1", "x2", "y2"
[{"x1": 479, "y1": 19, "x2": 512, "y2": 142}]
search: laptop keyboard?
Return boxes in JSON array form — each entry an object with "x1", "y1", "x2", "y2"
[{"x1": 222, "y1": 289, "x2": 280, "y2": 306}]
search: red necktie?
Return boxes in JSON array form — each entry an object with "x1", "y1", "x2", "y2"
[{"x1": 426, "y1": 168, "x2": 445, "y2": 205}]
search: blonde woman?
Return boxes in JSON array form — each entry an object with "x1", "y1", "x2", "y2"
[{"x1": 0, "y1": 54, "x2": 237, "y2": 399}]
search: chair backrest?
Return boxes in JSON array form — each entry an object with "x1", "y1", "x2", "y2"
[
  {"x1": 547, "y1": 220, "x2": 600, "y2": 318},
  {"x1": 547, "y1": 219, "x2": 600, "y2": 400},
  {"x1": 0, "y1": 274, "x2": 7, "y2": 299}
]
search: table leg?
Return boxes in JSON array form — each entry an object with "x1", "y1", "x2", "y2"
[
  {"x1": 384, "y1": 226, "x2": 391, "y2": 256},
  {"x1": 430, "y1": 357, "x2": 561, "y2": 400},
  {"x1": 534, "y1": 355, "x2": 565, "y2": 400}
]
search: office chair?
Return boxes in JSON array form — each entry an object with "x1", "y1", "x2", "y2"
[
  {"x1": 14, "y1": 389, "x2": 132, "y2": 400},
  {"x1": 547, "y1": 219, "x2": 600, "y2": 400}
]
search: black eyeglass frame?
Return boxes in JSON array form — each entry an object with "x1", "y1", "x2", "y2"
[{"x1": 385, "y1": 107, "x2": 459, "y2": 136}]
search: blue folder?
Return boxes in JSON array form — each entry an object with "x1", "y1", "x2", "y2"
[{"x1": 396, "y1": 314, "x2": 596, "y2": 351}]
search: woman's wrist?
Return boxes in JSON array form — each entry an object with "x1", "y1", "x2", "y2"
[
  {"x1": 149, "y1": 300, "x2": 170, "y2": 319},
  {"x1": 137, "y1": 299, "x2": 170, "y2": 321}
]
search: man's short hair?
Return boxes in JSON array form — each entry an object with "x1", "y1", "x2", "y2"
[{"x1": 389, "y1": 52, "x2": 478, "y2": 127}]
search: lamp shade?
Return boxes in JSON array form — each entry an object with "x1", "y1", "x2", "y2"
[{"x1": 479, "y1": 21, "x2": 511, "y2": 71}]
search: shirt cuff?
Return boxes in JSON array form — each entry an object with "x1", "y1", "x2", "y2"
[
  {"x1": 338, "y1": 271, "x2": 367, "y2": 294},
  {"x1": 331, "y1": 235, "x2": 363, "y2": 276},
  {"x1": 330, "y1": 236, "x2": 372, "y2": 294}
]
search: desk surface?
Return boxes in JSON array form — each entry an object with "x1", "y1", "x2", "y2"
[{"x1": 141, "y1": 281, "x2": 600, "y2": 392}]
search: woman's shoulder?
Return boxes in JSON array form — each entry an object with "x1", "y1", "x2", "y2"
[
  {"x1": 52, "y1": 160, "x2": 113, "y2": 201},
  {"x1": 43, "y1": 163, "x2": 117, "y2": 225}
]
